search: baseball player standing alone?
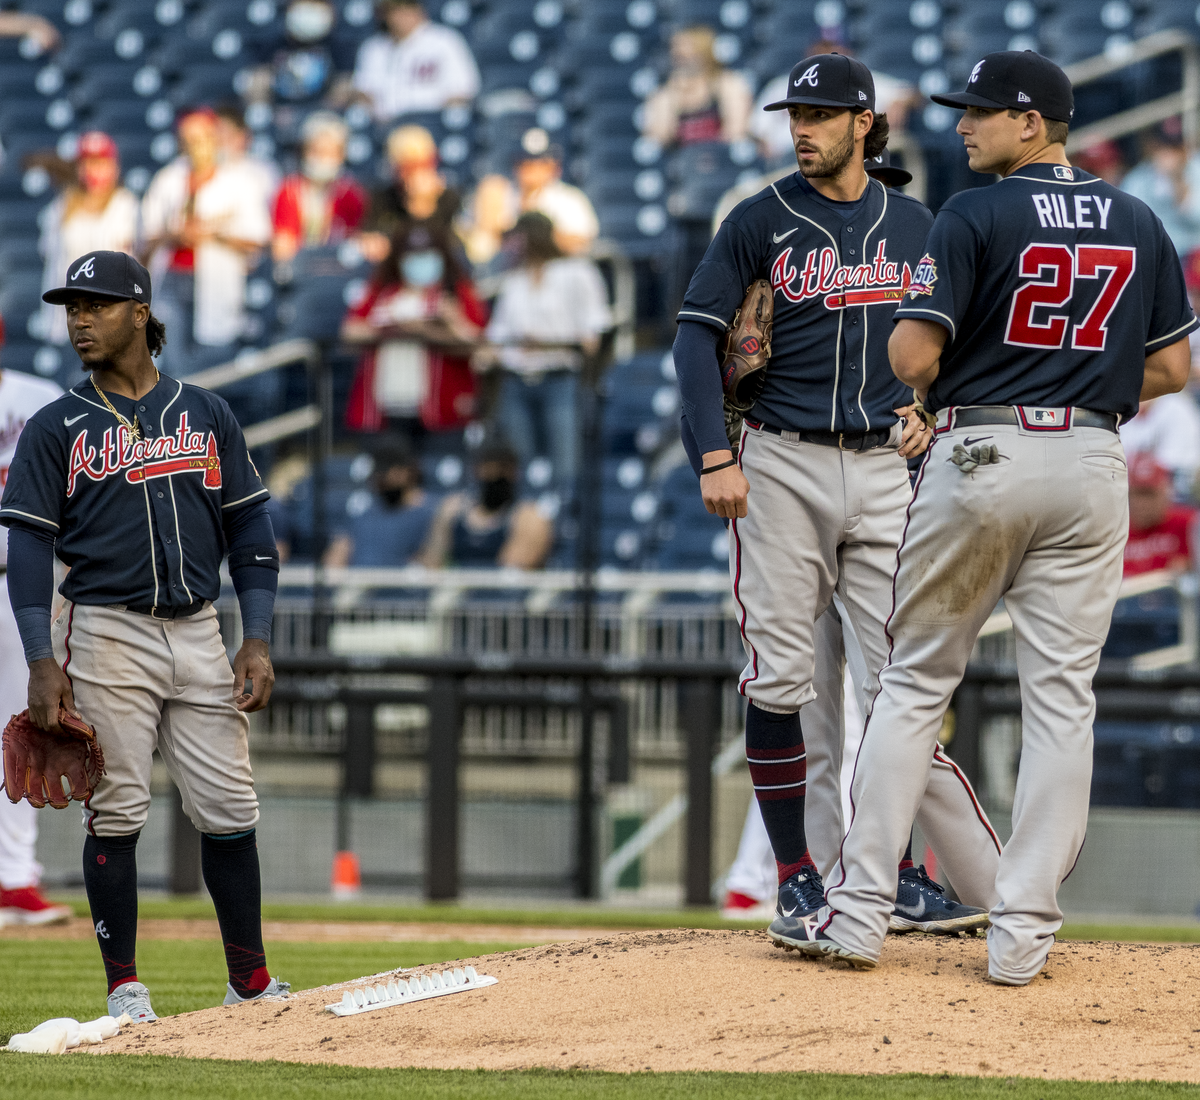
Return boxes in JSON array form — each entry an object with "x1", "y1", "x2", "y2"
[
  {"x1": 674, "y1": 53, "x2": 1004, "y2": 945},
  {"x1": 0, "y1": 251, "x2": 288, "y2": 1019},
  {"x1": 814, "y1": 52, "x2": 1197, "y2": 981}
]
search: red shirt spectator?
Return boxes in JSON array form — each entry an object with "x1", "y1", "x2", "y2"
[
  {"x1": 272, "y1": 174, "x2": 366, "y2": 253},
  {"x1": 1125, "y1": 454, "x2": 1197, "y2": 576}
]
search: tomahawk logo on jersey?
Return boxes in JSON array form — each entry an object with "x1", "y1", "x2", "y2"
[
  {"x1": 0, "y1": 376, "x2": 267, "y2": 609},
  {"x1": 894, "y1": 163, "x2": 1198, "y2": 420},
  {"x1": 678, "y1": 172, "x2": 933, "y2": 433}
]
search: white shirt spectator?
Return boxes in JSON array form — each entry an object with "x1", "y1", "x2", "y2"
[
  {"x1": 1120, "y1": 392, "x2": 1200, "y2": 484},
  {"x1": 353, "y1": 21, "x2": 480, "y2": 122},
  {"x1": 486, "y1": 256, "x2": 612, "y2": 375},
  {"x1": 530, "y1": 180, "x2": 599, "y2": 248},
  {"x1": 38, "y1": 188, "x2": 139, "y2": 344},
  {"x1": 141, "y1": 157, "x2": 272, "y2": 346}
]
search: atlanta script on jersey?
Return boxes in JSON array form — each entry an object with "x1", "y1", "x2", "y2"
[
  {"x1": 679, "y1": 172, "x2": 933, "y2": 434},
  {"x1": 894, "y1": 163, "x2": 1197, "y2": 420},
  {"x1": 0, "y1": 376, "x2": 267, "y2": 609}
]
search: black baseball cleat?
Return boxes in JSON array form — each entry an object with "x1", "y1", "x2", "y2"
[
  {"x1": 888, "y1": 864, "x2": 990, "y2": 934},
  {"x1": 767, "y1": 866, "x2": 826, "y2": 951}
]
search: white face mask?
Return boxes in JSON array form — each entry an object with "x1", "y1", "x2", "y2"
[
  {"x1": 286, "y1": 0, "x2": 334, "y2": 42},
  {"x1": 303, "y1": 154, "x2": 341, "y2": 183}
]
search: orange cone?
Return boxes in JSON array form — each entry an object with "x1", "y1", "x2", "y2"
[{"x1": 331, "y1": 850, "x2": 361, "y2": 898}]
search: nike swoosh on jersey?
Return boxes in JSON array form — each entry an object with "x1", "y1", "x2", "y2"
[
  {"x1": 773, "y1": 229, "x2": 798, "y2": 243},
  {"x1": 64, "y1": 413, "x2": 88, "y2": 426}
]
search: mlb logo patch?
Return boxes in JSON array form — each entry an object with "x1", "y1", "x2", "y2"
[
  {"x1": 1017, "y1": 406, "x2": 1072, "y2": 432},
  {"x1": 1053, "y1": 165, "x2": 1073, "y2": 181}
]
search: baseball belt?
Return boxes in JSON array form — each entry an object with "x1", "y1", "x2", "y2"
[
  {"x1": 745, "y1": 419, "x2": 893, "y2": 452},
  {"x1": 108, "y1": 600, "x2": 209, "y2": 620},
  {"x1": 939, "y1": 406, "x2": 1118, "y2": 433}
]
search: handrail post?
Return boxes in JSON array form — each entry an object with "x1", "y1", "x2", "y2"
[
  {"x1": 681, "y1": 676, "x2": 719, "y2": 907},
  {"x1": 426, "y1": 674, "x2": 461, "y2": 900}
]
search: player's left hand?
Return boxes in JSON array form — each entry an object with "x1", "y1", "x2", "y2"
[
  {"x1": 232, "y1": 639, "x2": 274, "y2": 712},
  {"x1": 895, "y1": 403, "x2": 932, "y2": 459}
]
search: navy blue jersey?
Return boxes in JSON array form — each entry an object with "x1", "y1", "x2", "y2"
[
  {"x1": 894, "y1": 163, "x2": 1198, "y2": 420},
  {"x1": 0, "y1": 375, "x2": 268, "y2": 609},
  {"x1": 678, "y1": 172, "x2": 934, "y2": 433}
]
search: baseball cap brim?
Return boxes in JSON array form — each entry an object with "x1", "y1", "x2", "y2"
[
  {"x1": 867, "y1": 165, "x2": 913, "y2": 186},
  {"x1": 764, "y1": 95, "x2": 864, "y2": 111},
  {"x1": 42, "y1": 286, "x2": 134, "y2": 304},
  {"x1": 929, "y1": 90, "x2": 1009, "y2": 110}
]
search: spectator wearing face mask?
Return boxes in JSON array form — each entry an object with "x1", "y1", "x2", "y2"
[
  {"x1": 322, "y1": 441, "x2": 438, "y2": 567},
  {"x1": 342, "y1": 222, "x2": 486, "y2": 436},
  {"x1": 476, "y1": 212, "x2": 612, "y2": 492},
  {"x1": 352, "y1": 0, "x2": 480, "y2": 123},
  {"x1": 358, "y1": 124, "x2": 461, "y2": 264},
  {"x1": 421, "y1": 441, "x2": 553, "y2": 569},
  {"x1": 271, "y1": 112, "x2": 367, "y2": 262},
  {"x1": 38, "y1": 131, "x2": 139, "y2": 345}
]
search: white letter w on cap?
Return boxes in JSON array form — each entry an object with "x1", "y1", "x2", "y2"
[
  {"x1": 795, "y1": 63, "x2": 819, "y2": 87},
  {"x1": 71, "y1": 256, "x2": 96, "y2": 280}
]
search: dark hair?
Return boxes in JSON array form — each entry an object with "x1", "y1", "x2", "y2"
[
  {"x1": 513, "y1": 211, "x2": 561, "y2": 264},
  {"x1": 145, "y1": 312, "x2": 166, "y2": 358},
  {"x1": 1006, "y1": 107, "x2": 1068, "y2": 145},
  {"x1": 372, "y1": 438, "x2": 420, "y2": 475},
  {"x1": 475, "y1": 439, "x2": 518, "y2": 468},
  {"x1": 861, "y1": 111, "x2": 889, "y2": 160},
  {"x1": 214, "y1": 101, "x2": 246, "y2": 129},
  {"x1": 376, "y1": 219, "x2": 467, "y2": 292}
]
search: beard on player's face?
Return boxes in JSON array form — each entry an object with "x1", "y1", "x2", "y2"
[{"x1": 796, "y1": 113, "x2": 857, "y2": 179}]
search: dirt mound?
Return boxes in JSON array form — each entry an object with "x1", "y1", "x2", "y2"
[{"x1": 94, "y1": 930, "x2": 1200, "y2": 1082}]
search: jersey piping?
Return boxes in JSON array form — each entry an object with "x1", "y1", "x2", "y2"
[
  {"x1": 677, "y1": 309, "x2": 730, "y2": 328},
  {"x1": 857, "y1": 180, "x2": 890, "y2": 426},
  {"x1": 1147, "y1": 317, "x2": 1199, "y2": 350},
  {"x1": 0, "y1": 506, "x2": 59, "y2": 529},
  {"x1": 896, "y1": 305, "x2": 957, "y2": 338}
]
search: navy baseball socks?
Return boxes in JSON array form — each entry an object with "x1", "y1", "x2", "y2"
[
  {"x1": 82, "y1": 832, "x2": 158, "y2": 1021},
  {"x1": 201, "y1": 830, "x2": 290, "y2": 1003}
]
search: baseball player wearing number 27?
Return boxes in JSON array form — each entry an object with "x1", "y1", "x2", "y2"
[
  {"x1": 813, "y1": 52, "x2": 1199, "y2": 983},
  {"x1": 675, "y1": 52, "x2": 1003, "y2": 951},
  {"x1": 0, "y1": 251, "x2": 289, "y2": 1020}
]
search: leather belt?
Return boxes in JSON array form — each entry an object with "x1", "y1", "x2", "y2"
[
  {"x1": 945, "y1": 406, "x2": 1118, "y2": 433},
  {"x1": 746, "y1": 420, "x2": 893, "y2": 452},
  {"x1": 110, "y1": 600, "x2": 208, "y2": 620}
]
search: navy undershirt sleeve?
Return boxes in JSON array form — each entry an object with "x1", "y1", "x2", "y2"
[
  {"x1": 222, "y1": 502, "x2": 279, "y2": 644},
  {"x1": 7, "y1": 523, "x2": 56, "y2": 663},
  {"x1": 674, "y1": 320, "x2": 729, "y2": 462}
]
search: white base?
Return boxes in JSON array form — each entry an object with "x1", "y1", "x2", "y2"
[{"x1": 326, "y1": 966, "x2": 497, "y2": 1016}]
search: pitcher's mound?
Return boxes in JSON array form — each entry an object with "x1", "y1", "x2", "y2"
[{"x1": 98, "y1": 929, "x2": 1200, "y2": 1081}]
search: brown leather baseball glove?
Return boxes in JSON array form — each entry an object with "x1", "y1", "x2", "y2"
[
  {"x1": 720, "y1": 278, "x2": 773, "y2": 447},
  {"x1": 2, "y1": 707, "x2": 105, "y2": 809}
]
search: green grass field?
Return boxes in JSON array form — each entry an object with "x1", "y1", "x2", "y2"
[{"x1": 4, "y1": 901, "x2": 1199, "y2": 1098}]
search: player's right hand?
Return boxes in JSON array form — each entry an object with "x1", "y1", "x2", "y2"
[
  {"x1": 27, "y1": 659, "x2": 79, "y2": 734},
  {"x1": 700, "y1": 450, "x2": 749, "y2": 520}
]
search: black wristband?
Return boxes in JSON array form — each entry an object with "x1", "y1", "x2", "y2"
[{"x1": 700, "y1": 458, "x2": 738, "y2": 476}]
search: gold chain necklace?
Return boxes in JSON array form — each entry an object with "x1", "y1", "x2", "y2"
[{"x1": 91, "y1": 370, "x2": 160, "y2": 443}]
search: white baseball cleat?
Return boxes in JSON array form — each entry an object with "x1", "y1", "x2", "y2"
[{"x1": 107, "y1": 981, "x2": 158, "y2": 1022}]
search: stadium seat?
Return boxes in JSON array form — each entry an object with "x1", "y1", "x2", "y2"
[
  {"x1": 167, "y1": 63, "x2": 244, "y2": 107},
  {"x1": 69, "y1": 63, "x2": 160, "y2": 106}
]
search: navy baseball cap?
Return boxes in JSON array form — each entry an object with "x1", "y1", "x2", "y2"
[
  {"x1": 932, "y1": 50, "x2": 1074, "y2": 123},
  {"x1": 764, "y1": 53, "x2": 875, "y2": 113},
  {"x1": 43, "y1": 251, "x2": 152, "y2": 305},
  {"x1": 865, "y1": 149, "x2": 912, "y2": 187}
]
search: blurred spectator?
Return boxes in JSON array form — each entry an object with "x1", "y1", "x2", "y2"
[
  {"x1": 1072, "y1": 140, "x2": 1125, "y2": 186},
  {"x1": 751, "y1": 40, "x2": 916, "y2": 165},
  {"x1": 38, "y1": 132, "x2": 139, "y2": 345},
  {"x1": 1124, "y1": 454, "x2": 1198, "y2": 576},
  {"x1": 244, "y1": 0, "x2": 339, "y2": 105},
  {"x1": 477, "y1": 212, "x2": 612, "y2": 491},
  {"x1": 215, "y1": 102, "x2": 279, "y2": 211},
  {"x1": 358, "y1": 125, "x2": 461, "y2": 263},
  {"x1": 1120, "y1": 393, "x2": 1200, "y2": 496},
  {"x1": 460, "y1": 128, "x2": 599, "y2": 266},
  {"x1": 643, "y1": 26, "x2": 752, "y2": 149},
  {"x1": 1120, "y1": 120, "x2": 1200, "y2": 258},
  {"x1": 421, "y1": 441, "x2": 553, "y2": 569},
  {"x1": 271, "y1": 111, "x2": 367, "y2": 262},
  {"x1": 352, "y1": 0, "x2": 480, "y2": 123},
  {"x1": 0, "y1": 12, "x2": 59, "y2": 52},
  {"x1": 342, "y1": 222, "x2": 485, "y2": 436},
  {"x1": 141, "y1": 107, "x2": 272, "y2": 373},
  {"x1": 323, "y1": 441, "x2": 438, "y2": 566}
]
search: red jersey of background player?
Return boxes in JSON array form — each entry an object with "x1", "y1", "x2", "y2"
[{"x1": 1124, "y1": 453, "x2": 1197, "y2": 575}]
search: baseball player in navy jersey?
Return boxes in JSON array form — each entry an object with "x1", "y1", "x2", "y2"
[
  {"x1": 808, "y1": 52, "x2": 1198, "y2": 982},
  {"x1": 674, "y1": 53, "x2": 1004, "y2": 948},
  {"x1": 0, "y1": 251, "x2": 288, "y2": 1020}
]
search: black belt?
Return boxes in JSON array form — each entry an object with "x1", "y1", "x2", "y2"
[
  {"x1": 948, "y1": 406, "x2": 1118, "y2": 433},
  {"x1": 112, "y1": 600, "x2": 208, "y2": 620},
  {"x1": 746, "y1": 420, "x2": 893, "y2": 452}
]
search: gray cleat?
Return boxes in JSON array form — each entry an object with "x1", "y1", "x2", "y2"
[
  {"x1": 223, "y1": 976, "x2": 291, "y2": 1005},
  {"x1": 107, "y1": 980, "x2": 158, "y2": 1022}
]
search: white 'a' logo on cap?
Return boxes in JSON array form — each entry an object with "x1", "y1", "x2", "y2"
[
  {"x1": 795, "y1": 63, "x2": 820, "y2": 88},
  {"x1": 71, "y1": 256, "x2": 96, "y2": 280},
  {"x1": 969, "y1": 60, "x2": 984, "y2": 83}
]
